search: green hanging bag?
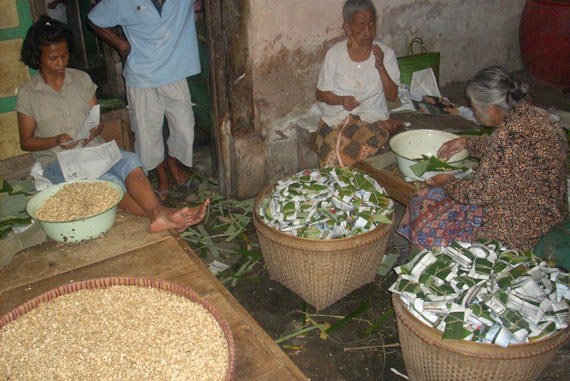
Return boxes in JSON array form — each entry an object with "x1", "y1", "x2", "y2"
[{"x1": 397, "y1": 37, "x2": 440, "y2": 87}]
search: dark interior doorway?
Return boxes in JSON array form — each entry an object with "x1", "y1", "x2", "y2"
[{"x1": 59, "y1": 0, "x2": 217, "y2": 180}]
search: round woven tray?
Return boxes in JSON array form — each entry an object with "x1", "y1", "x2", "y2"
[
  {"x1": 392, "y1": 293, "x2": 569, "y2": 381},
  {"x1": 253, "y1": 183, "x2": 393, "y2": 310},
  {"x1": 0, "y1": 277, "x2": 236, "y2": 380}
]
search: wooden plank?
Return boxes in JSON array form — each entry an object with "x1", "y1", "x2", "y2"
[
  {"x1": 391, "y1": 113, "x2": 479, "y2": 133},
  {"x1": 0, "y1": 239, "x2": 195, "y2": 315},
  {"x1": 353, "y1": 161, "x2": 416, "y2": 206},
  {"x1": 0, "y1": 152, "x2": 35, "y2": 181},
  {"x1": 0, "y1": 212, "x2": 170, "y2": 293},
  {"x1": 171, "y1": 234, "x2": 308, "y2": 380},
  {"x1": 0, "y1": 235, "x2": 307, "y2": 380},
  {"x1": 232, "y1": 325, "x2": 305, "y2": 380}
]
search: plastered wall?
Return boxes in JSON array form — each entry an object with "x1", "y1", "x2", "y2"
[
  {"x1": 248, "y1": 0, "x2": 526, "y2": 182},
  {"x1": 0, "y1": 0, "x2": 31, "y2": 161}
]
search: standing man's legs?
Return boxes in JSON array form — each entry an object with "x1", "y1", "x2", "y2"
[
  {"x1": 159, "y1": 79, "x2": 195, "y2": 185},
  {"x1": 127, "y1": 86, "x2": 171, "y2": 197}
]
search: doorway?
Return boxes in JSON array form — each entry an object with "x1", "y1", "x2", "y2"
[{"x1": 29, "y1": 0, "x2": 248, "y2": 197}]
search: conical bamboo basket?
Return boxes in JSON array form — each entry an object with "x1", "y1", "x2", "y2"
[
  {"x1": 253, "y1": 183, "x2": 393, "y2": 310},
  {"x1": 392, "y1": 293, "x2": 569, "y2": 381}
]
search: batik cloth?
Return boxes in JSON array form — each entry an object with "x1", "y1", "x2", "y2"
[
  {"x1": 315, "y1": 114, "x2": 389, "y2": 167},
  {"x1": 397, "y1": 186, "x2": 485, "y2": 251}
]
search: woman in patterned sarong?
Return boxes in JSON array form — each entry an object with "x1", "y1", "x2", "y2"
[
  {"x1": 314, "y1": 0, "x2": 404, "y2": 167},
  {"x1": 397, "y1": 66, "x2": 568, "y2": 252}
]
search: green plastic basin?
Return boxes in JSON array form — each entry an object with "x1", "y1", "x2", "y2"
[{"x1": 26, "y1": 180, "x2": 124, "y2": 243}]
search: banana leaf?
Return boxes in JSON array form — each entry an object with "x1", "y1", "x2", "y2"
[
  {"x1": 411, "y1": 155, "x2": 468, "y2": 177},
  {"x1": 325, "y1": 302, "x2": 369, "y2": 335},
  {"x1": 0, "y1": 178, "x2": 35, "y2": 239}
]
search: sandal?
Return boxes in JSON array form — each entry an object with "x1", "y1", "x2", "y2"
[
  {"x1": 154, "y1": 189, "x2": 170, "y2": 201},
  {"x1": 176, "y1": 178, "x2": 198, "y2": 193}
]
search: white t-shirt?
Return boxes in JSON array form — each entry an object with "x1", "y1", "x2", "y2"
[{"x1": 317, "y1": 39, "x2": 400, "y2": 126}]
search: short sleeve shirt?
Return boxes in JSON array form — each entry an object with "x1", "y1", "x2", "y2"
[
  {"x1": 317, "y1": 39, "x2": 400, "y2": 126},
  {"x1": 88, "y1": 0, "x2": 201, "y2": 88},
  {"x1": 14, "y1": 68, "x2": 103, "y2": 169}
]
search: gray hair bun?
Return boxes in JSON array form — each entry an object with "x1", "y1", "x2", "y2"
[
  {"x1": 466, "y1": 66, "x2": 530, "y2": 110},
  {"x1": 507, "y1": 80, "x2": 530, "y2": 107}
]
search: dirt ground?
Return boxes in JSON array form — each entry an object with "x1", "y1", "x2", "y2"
[
  {"x1": 225, "y1": 204, "x2": 570, "y2": 381},
  {"x1": 229, "y1": 263, "x2": 570, "y2": 381},
  {"x1": 156, "y1": 72, "x2": 570, "y2": 380},
  {"x1": 160, "y1": 172, "x2": 570, "y2": 380},
  {"x1": 230, "y1": 266, "x2": 405, "y2": 380}
]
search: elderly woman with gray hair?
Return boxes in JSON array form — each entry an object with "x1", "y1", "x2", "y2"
[
  {"x1": 398, "y1": 66, "x2": 568, "y2": 252},
  {"x1": 315, "y1": 0, "x2": 403, "y2": 167}
]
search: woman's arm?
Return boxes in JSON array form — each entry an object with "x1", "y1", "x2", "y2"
[
  {"x1": 18, "y1": 112, "x2": 78, "y2": 151},
  {"x1": 315, "y1": 89, "x2": 360, "y2": 111},
  {"x1": 465, "y1": 136, "x2": 490, "y2": 158},
  {"x1": 438, "y1": 136, "x2": 491, "y2": 161},
  {"x1": 373, "y1": 45, "x2": 398, "y2": 101},
  {"x1": 442, "y1": 130, "x2": 511, "y2": 205}
]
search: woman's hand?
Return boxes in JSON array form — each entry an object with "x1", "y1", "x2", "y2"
[
  {"x1": 56, "y1": 134, "x2": 79, "y2": 149},
  {"x1": 82, "y1": 123, "x2": 103, "y2": 146},
  {"x1": 426, "y1": 172, "x2": 454, "y2": 187},
  {"x1": 372, "y1": 45, "x2": 385, "y2": 70},
  {"x1": 437, "y1": 137, "x2": 467, "y2": 162},
  {"x1": 380, "y1": 118, "x2": 405, "y2": 134},
  {"x1": 342, "y1": 95, "x2": 360, "y2": 111}
]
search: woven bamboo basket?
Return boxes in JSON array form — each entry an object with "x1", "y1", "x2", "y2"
[
  {"x1": 253, "y1": 183, "x2": 393, "y2": 310},
  {"x1": 392, "y1": 294, "x2": 569, "y2": 381},
  {"x1": 0, "y1": 277, "x2": 236, "y2": 380}
]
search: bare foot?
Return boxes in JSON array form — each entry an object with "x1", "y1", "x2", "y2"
[
  {"x1": 148, "y1": 199, "x2": 210, "y2": 233},
  {"x1": 181, "y1": 199, "x2": 210, "y2": 227},
  {"x1": 166, "y1": 156, "x2": 189, "y2": 185}
]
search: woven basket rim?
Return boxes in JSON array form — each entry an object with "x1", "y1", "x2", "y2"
[
  {"x1": 392, "y1": 293, "x2": 570, "y2": 360},
  {"x1": 253, "y1": 182, "x2": 394, "y2": 246},
  {"x1": 0, "y1": 277, "x2": 236, "y2": 381}
]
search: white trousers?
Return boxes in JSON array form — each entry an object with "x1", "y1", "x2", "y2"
[{"x1": 126, "y1": 79, "x2": 195, "y2": 170}]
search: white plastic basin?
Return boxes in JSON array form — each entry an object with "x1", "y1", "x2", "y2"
[{"x1": 389, "y1": 129, "x2": 469, "y2": 181}]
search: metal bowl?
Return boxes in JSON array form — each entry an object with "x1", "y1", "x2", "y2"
[
  {"x1": 389, "y1": 129, "x2": 469, "y2": 181},
  {"x1": 26, "y1": 180, "x2": 124, "y2": 243}
]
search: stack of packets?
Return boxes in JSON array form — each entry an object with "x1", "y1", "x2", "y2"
[
  {"x1": 389, "y1": 240, "x2": 569, "y2": 347},
  {"x1": 258, "y1": 167, "x2": 393, "y2": 239}
]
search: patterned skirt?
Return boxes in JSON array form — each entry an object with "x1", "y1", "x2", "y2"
[
  {"x1": 315, "y1": 115, "x2": 389, "y2": 167},
  {"x1": 397, "y1": 187, "x2": 485, "y2": 251}
]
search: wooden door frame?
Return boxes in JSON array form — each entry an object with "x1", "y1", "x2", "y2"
[{"x1": 204, "y1": 0, "x2": 254, "y2": 198}]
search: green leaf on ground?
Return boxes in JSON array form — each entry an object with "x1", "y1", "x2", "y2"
[
  {"x1": 275, "y1": 325, "x2": 320, "y2": 344},
  {"x1": 363, "y1": 308, "x2": 393, "y2": 335},
  {"x1": 325, "y1": 302, "x2": 370, "y2": 335}
]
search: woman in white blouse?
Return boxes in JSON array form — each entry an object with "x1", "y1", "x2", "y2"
[{"x1": 315, "y1": 0, "x2": 403, "y2": 166}]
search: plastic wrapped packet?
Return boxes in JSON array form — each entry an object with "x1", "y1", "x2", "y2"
[
  {"x1": 389, "y1": 240, "x2": 570, "y2": 347},
  {"x1": 258, "y1": 168, "x2": 393, "y2": 239}
]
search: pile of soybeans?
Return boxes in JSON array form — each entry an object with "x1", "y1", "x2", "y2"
[
  {"x1": 0, "y1": 286, "x2": 229, "y2": 380},
  {"x1": 35, "y1": 181, "x2": 121, "y2": 222}
]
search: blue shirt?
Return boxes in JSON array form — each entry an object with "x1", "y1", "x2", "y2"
[{"x1": 88, "y1": 0, "x2": 200, "y2": 88}]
